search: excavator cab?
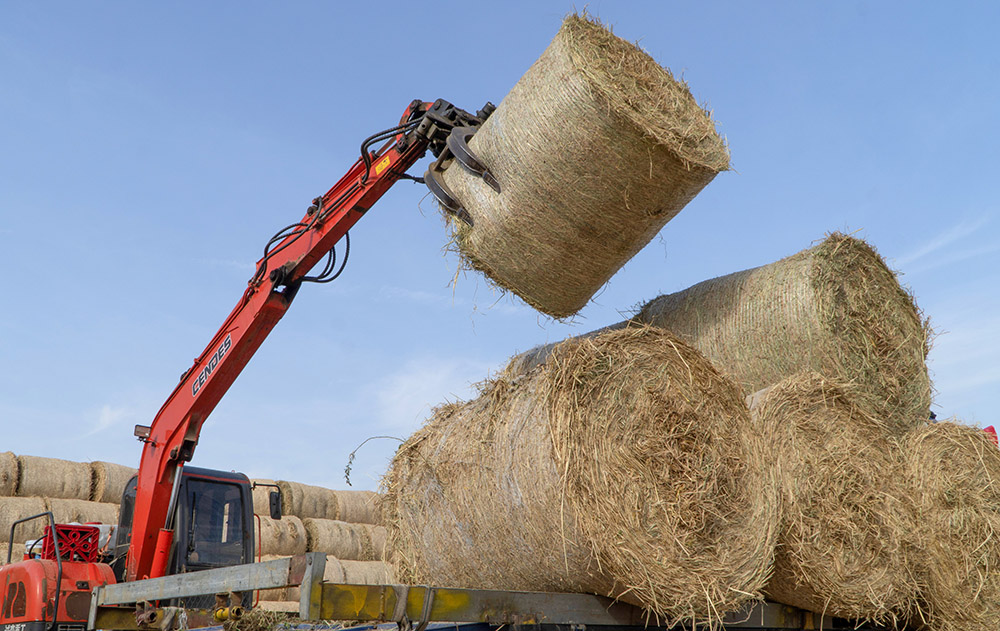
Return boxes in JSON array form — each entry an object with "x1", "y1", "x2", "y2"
[{"x1": 111, "y1": 466, "x2": 255, "y2": 607}]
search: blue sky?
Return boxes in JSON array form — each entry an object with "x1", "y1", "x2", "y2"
[{"x1": 1, "y1": 2, "x2": 997, "y2": 491}]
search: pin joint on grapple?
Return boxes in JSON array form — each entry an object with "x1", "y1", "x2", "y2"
[{"x1": 420, "y1": 100, "x2": 499, "y2": 228}]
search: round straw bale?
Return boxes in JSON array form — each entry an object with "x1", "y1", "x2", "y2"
[
  {"x1": 749, "y1": 374, "x2": 918, "y2": 624},
  {"x1": 48, "y1": 498, "x2": 119, "y2": 525},
  {"x1": 368, "y1": 525, "x2": 387, "y2": 562},
  {"x1": 17, "y1": 455, "x2": 92, "y2": 500},
  {"x1": 302, "y1": 518, "x2": 373, "y2": 560},
  {"x1": 333, "y1": 490, "x2": 379, "y2": 524},
  {"x1": 276, "y1": 481, "x2": 339, "y2": 520},
  {"x1": 900, "y1": 421, "x2": 1000, "y2": 631},
  {"x1": 635, "y1": 233, "x2": 931, "y2": 426},
  {"x1": 384, "y1": 325, "x2": 777, "y2": 624},
  {"x1": 257, "y1": 516, "x2": 307, "y2": 557},
  {"x1": 89, "y1": 461, "x2": 136, "y2": 504},
  {"x1": 0, "y1": 452, "x2": 18, "y2": 496},
  {"x1": 441, "y1": 14, "x2": 728, "y2": 319},
  {"x1": 0, "y1": 497, "x2": 48, "y2": 542},
  {"x1": 251, "y1": 479, "x2": 278, "y2": 516}
]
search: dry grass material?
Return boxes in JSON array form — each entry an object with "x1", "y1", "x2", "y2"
[
  {"x1": 277, "y1": 481, "x2": 339, "y2": 520},
  {"x1": 225, "y1": 607, "x2": 293, "y2": 631},
  {"x1": 0, "y1": 453, "x2": 17, "y2": 496},
  {"x1": 333, "y1": 490, "x2": 379, "y2": 525},
  {"x1": 441, "y1": 14, "x2": 728, "y2": 318},
  {"x1": 749, "y1": 374, "x2": 919, "y2": 625},
  {"x1": 48, "y1": 498, "x2": 119, "y2": 525},
  {"x1": 89, "y1": 461, "x2": 136, "y2": 504},
  {"x1": 258, "y1": 516, "x2": 308, "y2": 557},
  {"x1": 303, "y1": 518, "x2": 384, "y2": 561},
  {"x1": 383, "y1": 325, "x2": 777, "y2": 625},
  {"x1": 0, "y1": 497, "x2": 48, "y2": 542},
  {"x1": 252, "y1": 479, "x2": 278, "y2": 516},
  {"x1": 17, "y1": 455, "x2": 92, "y2": 500},
  {"x1": 901, "y1": 421, "x2": 1000, "y2": 631},
  {"x1": 632, "y1": 233, "x2": 931, "y2": 426}
]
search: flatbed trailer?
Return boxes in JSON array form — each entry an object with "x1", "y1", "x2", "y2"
[{"x1": 87, "y1": 554, "x2": 896, "y2": 631}]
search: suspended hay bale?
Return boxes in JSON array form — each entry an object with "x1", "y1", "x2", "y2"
[
  {"x1": 89, "y1": 461, "x2": 135, "y2": 504},
  {"x1": 257, "y1": 516, "x2": 307, "y2": 557},
  {"x1": 441, "y1": 14, "x2": 728, "y2": 318},
  {"x1": 901, "y1": 421, "x2": 1000, "y2": 631},
  {"x1": 749, "y1": 374, "x2": 918, "y2": 625},
  {"x1": 48, "y1": 498, "x2": 119, "y2": 525},
  {"x1": 0, "y1": 452, "x2": 17, "y2": 496},
  {"x1": 0, "y1": 497, "x2": 48, "y2": 542},
  {"x1": 302, "y1": 518, "x2": 382, "y2": 561},
  {"x1": 17, "y1": 455, "x2": 91, "y2": 500},
  {"x1": 632, "y1": 233, "x2": 931, "y2": 425},
  {"x1": 251, "y1": 479, "x2": 278, "y2": 516},
  {"x1": 333, "y1": 490, "x2": 379, "y2": 524},
  {"x1": 383, "y1": 326, "x2": 777, "y2": 624},
  {"x1": 276, "y1": 481, "x2": 339, "y2": 520}
]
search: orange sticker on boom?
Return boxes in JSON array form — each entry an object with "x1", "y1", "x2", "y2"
[{"x1": 374, "y1": 156, "x2": 391, "y2": 176}]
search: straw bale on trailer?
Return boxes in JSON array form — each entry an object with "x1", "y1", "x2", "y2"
[
  {"x1": 48, "y1": 498, "x2": 119, "y2": 526},
  {"x1": 252, "y1": 479, "x2": 278, "y2": 516},
  {"x1": 0, "y1": 452, "x2": 17, "y2": 496},
  {"x1": 302, "y1": 518, "x2": 386, "y2": 561},
  {"x1": 257, "y1": 516, "x2": 308, "y2": 557},
  {"x1": 383, "y1": 326, "x2": 777, "y2": 624},
  {"x1": 283, "y1": 559, "x2": 396, "y2": 602},
  {"x1": 441, "y1": 14, "x2": 728, "y2": 318},
  {"x1": 276, "y1": 481, "x2": 378, "y2": 524},
  {"x1": 17, "y1": 455, "x2": 92, "y2": 500},
  {"x1": 749, "y1": 374, "x2": 918, "y2": 625},
  {"x1": 89, "y1": 461, "x2": 136, "y2": 504},
  {"x1": 901, "y1": 421, "x2": 1000, "y2": 631},
  {"x1": 0, "y1": 497, "x2": 48, "y2": 542}
]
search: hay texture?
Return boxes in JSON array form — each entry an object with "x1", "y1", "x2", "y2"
[
  {"x1": 89, "y1": 461, "x2": 136, "y2": 504},
  {"x1": 0, "y1": 452, "x2": 17, "y2": 496},
  {"x1": 48, "y1": 498, "x2": 119, "y2": 525},
  {"x1": 17, "y1": 455, "x2": 92, "y2": 500},
  {"x1": 252, "y1": 479, "x2": 278, "y2": 516},
  {"x1": 257, "y1": 516, "x2": 308, "y2": 557},
  {"x1": 303, "y1": 518, "x2": 385, "y2": 561},
  {"x1": 442, "y1": 14, "x2": 728, "y2": 318},
  {"x1": 383, "y1": 326, "x2": 776, "y2": 624},
  {"x1": 901, "y1": 421, "x2": 1000, "y2": 631},
  {"x1": 632, "y1": 233, "x2": 930, "y2": 424},
  {"x1": 749, "y1": 374, "x2": 918, "y2": 624},
  {"x1": 0, "y1": 497, "x2": 48, "y2": 542},
  {"x1": 276, "y1": 482, "x2": 379, "y2": 524}
]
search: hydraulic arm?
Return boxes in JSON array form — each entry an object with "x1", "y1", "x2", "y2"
[{"x1": 125, "y1": 98, "x2": 493, "y2": 581}]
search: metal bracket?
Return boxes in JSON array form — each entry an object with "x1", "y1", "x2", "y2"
[
  {"x1": 424, "y1": 155, "x2": 475, "y2": 228},
  {"x1": 447, "y1": 127, "x2": 501, "y2": 193}
]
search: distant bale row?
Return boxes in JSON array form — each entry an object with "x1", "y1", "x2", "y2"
[
  {"x1": 257, "y1": 515, "x2": 385, "y2": 560},
  {"x1": 0, "y1": 453, "x2": 136, "y2": 504},
  {"x1": 0, "y1": 496, "x2": 119, "y2": 544}
]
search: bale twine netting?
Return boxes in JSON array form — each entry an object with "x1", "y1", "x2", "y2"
[
  {"x1": 89, "y1": 461, "x2": 136, "y2": 504},
  {"x1": 440, "y1": 14, "x2": 728, "y2": 318},
  {"x1": 47, "y1": 498, "x2": 119, "y2": 526},
  {"x1": 17, "y1": 455, "x2": 92, "y2": 500},
  {"x1": 383, "y1": 326, "x2": 778, "y2": 624},
  {"x1": 901, "y1": 421, "x2": 1000, "y2": 631},
  {"x1": 276, "y1": 482, "x2": 379, "y2": 524},
  {"x1": 0, "y1": 452, "x2": 17, "y2": 496},
  {"x1": 303, "y1": 518, "x2": 386, "y2": 561},
  {"x1": 748, "y1": 374, "x2": 919, "y2": 625},
  {"x1": 257, "y1": 515, "x2": 308, "y2": 557},
  {"x1": 0, "y1": 497, "x2": 48, "y2": 542}
]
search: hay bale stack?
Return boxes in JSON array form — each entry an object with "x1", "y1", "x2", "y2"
[
  {"x1": 276, "y1": 481, "x2": 339, "y2": 520},
  {"x1": 0, "y1": 497, "x2": 48, "y2": 542},
  {"x1": 257, "y1": 516, "x2": 307, "y2": 557},
  {"x1": 901, "y1": 422, "x2": 1000, "y2": 631},
  {"x1": 0, "y1": 452, "x2": 17, "y2": 496},
  {"x1": 17, "y1": 455, "x2": 92, "y2": 500},
  {"x1": 442, "y1": 14, "x2": 728, "y2": 318},
  {"x1": 303, "y1": 518, "x2": 385, "y2": 561},
  {"x1": 636, "y1": 233, "x2": 931, "y2": 424},
  {"x1": 749, "y1": 374, "x2": 918, "y2": 624},
  {"x1": 48, "y1": 498, "x2": 119, "y2": 525},
  {"x1": 333, "y1": 490, "x2": 379, "y2": 524},
  {"x1": 252, "y1": 479, "x2": 278, "y2": 516},
  {"x1": 383, "y1": 326, "x2": 777, "y2": 623},
  {"x1": 89, "y1": 461, "x2": 135, "y2": 504}
]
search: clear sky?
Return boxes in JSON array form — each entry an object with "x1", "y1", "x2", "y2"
[{"x1": 1, "y1": 2, "x2": 997, "y2": 491}]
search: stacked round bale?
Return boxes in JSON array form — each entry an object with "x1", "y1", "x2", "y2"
[
  {"x1": 0, "y1": 454, "x2": 127, "y2": 563},
  {"x1": 383, "y1": 326, "x2": 779, "y2": 625},
  {"x1": 250, "y1": 479, "x2": 391, "y2": 609},
  {"x1": 441, "y1": 14, "x2": 728, "y2": 318}
]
